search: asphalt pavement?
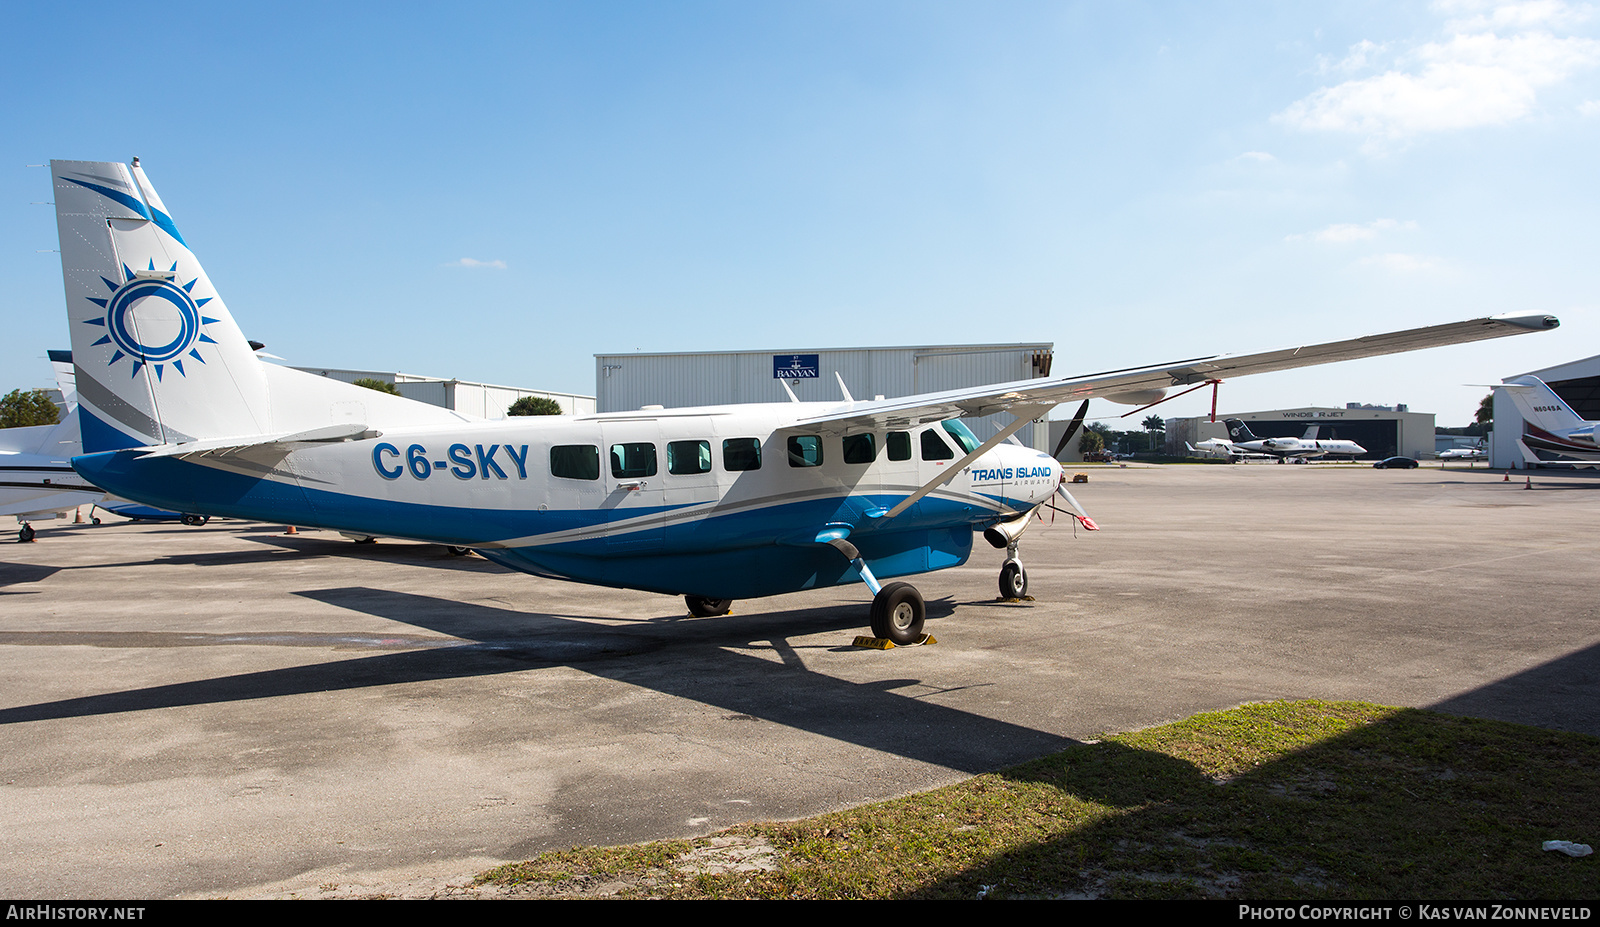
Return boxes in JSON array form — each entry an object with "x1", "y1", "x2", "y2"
[{"x1": 1, "y1": 462, "x2": 1595, "y2": 898}]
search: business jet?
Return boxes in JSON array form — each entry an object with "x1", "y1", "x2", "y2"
[
  {"x1": 0, "y1": 408, "x2": 106, "y2": 541},
  {"x1": 1222, "y1": 420, "x2": 1368, "y2": 462},
  {"x1": 1499, "y1": 376, "x2": 1600, "y2": 463},
  {"x1": 47, "y1": 159, "x2": 1558, "y2": 643},
  {"x1": 1437, "y1": 443, "x2": 1487, "y2": 462},
  {"x1": 0, "y1": 352, "x2": 198, "y2": 540},
  {"x1": 1185, "y1": 438, "x2": 1273, "y2": 462}
]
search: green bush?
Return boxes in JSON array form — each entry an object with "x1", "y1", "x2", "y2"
[
  {"x1": 352, "y1": 378, "x2": 401, "y2": 396},
  {"x1": 509, "y1": 396, "x2": 564, "y2": 416},
  {"x1": 0, "y1": 389, "x2": 61, "y2": 428}
]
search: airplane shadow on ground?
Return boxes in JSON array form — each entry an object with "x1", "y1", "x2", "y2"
[
  {"x1": 0, "y1": 533, "x2": 510, "y2": 593},
  {"x1": 1429, "y1": 639, "x2": 1600, "y2": 737},
  {"x1": 0, "y1": 587, "x2": 1071, "y2": 775}
]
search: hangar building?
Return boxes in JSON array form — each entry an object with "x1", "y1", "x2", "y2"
[
  {"x1": 1491, "y1": 354, "x2": 1600, "y2": 469},
  {"x1": 593, "y1": 343, "x2": 1056, "y2": 448},
  {"x1": 292, "y1": 366, "x2": 596, "y2": 418}
]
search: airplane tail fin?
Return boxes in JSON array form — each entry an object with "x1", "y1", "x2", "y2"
[
  {"x1": 1224, "y1": 419, "x2": 1259, "y2": 442},
  {"x1": 1500, "y1": 376, "x2": 1587, "y2": 435},
  {"x1": 52, "y1": 159, "x2": 272, "y2": 452}
]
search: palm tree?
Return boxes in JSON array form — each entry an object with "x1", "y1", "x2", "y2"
[{"x1": 1141, "y1": 414, "x2": 1165, "y2": 453}]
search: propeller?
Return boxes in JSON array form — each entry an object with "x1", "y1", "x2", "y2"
[
  {"x1": 1051, "y1": 400, "x2": 1092, "y2": 460},
  {"x1": 1054, "y1": 478, "x2": 1099, "y2": 531}
]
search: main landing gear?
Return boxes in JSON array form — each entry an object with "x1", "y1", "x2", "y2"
[
  {"x1": 826, "y1": 535, "x2": 928, "y2": 645},
  {"x1": 18, "y1": 522, "x2": 36, "y2": 543},
  {"x1": 685, "y1": 595, "x2": 733, "y2": 618},
  {"x1": 868, "y1": 581, "x2": 926, "y2": 645}
]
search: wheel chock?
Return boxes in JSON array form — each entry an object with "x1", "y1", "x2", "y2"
[{"x1": 852, "y1": 634, "x2": 936, "y2": 649}]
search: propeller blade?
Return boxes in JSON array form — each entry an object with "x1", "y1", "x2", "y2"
[
  {"x1": 1051, "y1": 400, "x2": 1092, "y2": 460},
  {"x1": 1054, "y1": 482, "x2": 1099, "y2": 530}
]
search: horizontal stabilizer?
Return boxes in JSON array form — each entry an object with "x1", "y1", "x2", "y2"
[{"x1": 134, "y1": 422, "x2": 379, "y2": 460}]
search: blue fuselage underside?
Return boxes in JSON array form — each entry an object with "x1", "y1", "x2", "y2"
[{"x1": 74, "y1": 450, "x2": 984, "y2": 599}]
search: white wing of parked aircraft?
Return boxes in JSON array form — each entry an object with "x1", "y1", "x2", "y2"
[{"x1": 50, "y1": 159, "x2": 1560, "y2": 642}]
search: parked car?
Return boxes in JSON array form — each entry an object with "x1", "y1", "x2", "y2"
[
  {"x1": 1373, "y1": 456, "x2": 1420, "y2": 469},
  {"x1": 1084, "y1": 450, "x2": 1116, "y2": 462}
]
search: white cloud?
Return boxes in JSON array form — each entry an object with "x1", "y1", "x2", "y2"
[
  {"x1": 1319, "y1": 38, "x2": 1389, "y2": 74},
  {"x1": 1437, "y1": 0, "x2": 1592, "y2": 33},
  {"x1": 1278, "y1": 2, "x2": 1600, "y2": 144},
  {"x1": 448, "y1": 257, "x2": 507, "y2": 269},
  {"x1": 1237, "y1": 150, "x2": 1277, "y2": 162},
  {"x1": 1288, "y1": 218, "x2": 1419, "y2": 242}
]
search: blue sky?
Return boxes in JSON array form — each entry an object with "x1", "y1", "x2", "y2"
[{"x1": 3, "y1": 0, "x2": 1596, "y2": 426}]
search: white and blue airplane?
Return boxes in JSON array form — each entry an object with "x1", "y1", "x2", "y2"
[{"x1": 47, "y1": 159, "x2": 1560, "y2": 643}]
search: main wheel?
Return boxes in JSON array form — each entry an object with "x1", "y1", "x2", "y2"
[
  {"x1": 686, "y1": 595, "x2": 733, "y2": 617},
  {"x1": 998, "y1": 560, "x2": 1028, "y2": 599},
  {"x1": 18, "y1": 524, "x2": 36, "y2": 543},
  {"x1": 870, "y1": 582, "x2": 925, "y2": 645},
  {"x1": 447, "y1": 546, "x2": 472, "y2": 557}
]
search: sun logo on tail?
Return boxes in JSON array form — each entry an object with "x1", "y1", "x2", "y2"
[{"x1": 81, "y1": 260, "x2": 220, "y2": 380}]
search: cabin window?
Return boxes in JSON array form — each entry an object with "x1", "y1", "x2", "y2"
[
  {"x1": 723, "y1": 438, "x2": 761, "y2": 471},
  {"x1": 921, "y1": 429, "x2": 954, "y2": 461},
  {"x1": 787, "y1": 435, "x2": 824, "y2": 468},
  {"x1": 887, "y1": 431, "x2": 912, "y2": 461},
  {"x1": 667, "y1": 440, "x2": 712, "y2": 475},
  {"x1": 842, "y1": 433, "x2": 876, "y2": 464},
  {"x1": 550, "y1": 445, "x2": 600, "y2": 480},
  {"x1": 610, "y1": 443, "x2": 658, "y2": 479},
  {"x1": 942, "y1": 420, "x2": 981, "y2": 454}
]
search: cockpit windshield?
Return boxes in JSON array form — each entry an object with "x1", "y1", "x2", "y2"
[{"x1": 941, "y1": 420, "x2": 981, "y2": 454}]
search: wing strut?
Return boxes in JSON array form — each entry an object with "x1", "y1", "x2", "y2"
[
  {"x1": 883, "y1": 403, "x2": 1053, "y2": 519},
  {"x1": 1118, "y1": 378, "x2": 1222, "y2": 418}
]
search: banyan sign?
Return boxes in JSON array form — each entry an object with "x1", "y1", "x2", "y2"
[{"x1": 773, "y1": 354, "x2": 820, "y2": 379}]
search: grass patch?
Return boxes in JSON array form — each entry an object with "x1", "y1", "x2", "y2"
[{"x1": 476, "y1": 700, "x2": 1599, "y2": 899}]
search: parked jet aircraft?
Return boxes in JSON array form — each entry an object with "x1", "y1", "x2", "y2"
[
  {"x1": 1437, "y1": 443, "x2": 1487, "y2": 462},
  {"x1": 49, "y1": 159, "x2": 1559, "y2": 642},
  {"x1": 1185, "y1": 438, "x2": 1272, "y2": 462},
  {"x1": 0, "y1": 351, "x2": 194, "y2": 539},
  {"x1": 0, "y1": 409, "x2": 104, "y2": 540},
  {"x1": 1221, "y1": 420, "x2": 1368, "y2": 462},
  {"x1": 1499, "y1": 376, "x2": 1600, "y2": 463}
]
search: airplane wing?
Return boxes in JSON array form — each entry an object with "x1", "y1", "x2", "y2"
[{"x1": 794, "y1": 311, "x2": 1558, "y2": 433}]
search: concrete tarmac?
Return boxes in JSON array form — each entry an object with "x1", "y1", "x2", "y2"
[{"x1": 1, "y1": 463, "x2": 1597, "y2": 898}]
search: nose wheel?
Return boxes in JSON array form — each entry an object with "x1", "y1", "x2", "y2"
[{"x1": 999, "y1": 559, "x2": 1028, "y2": 598}]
